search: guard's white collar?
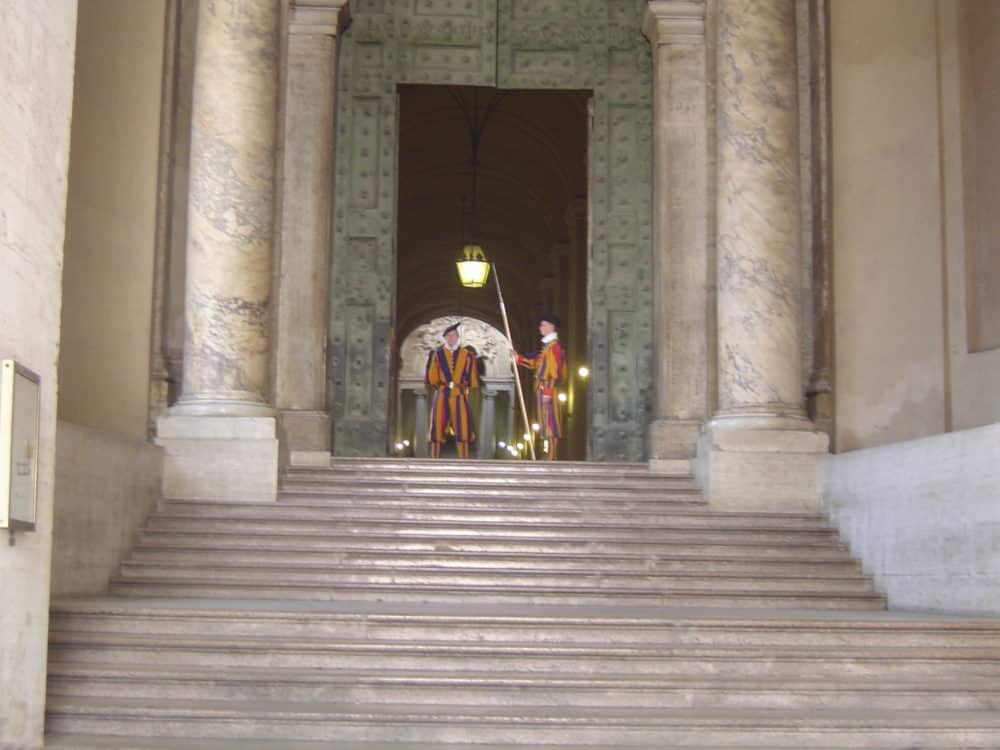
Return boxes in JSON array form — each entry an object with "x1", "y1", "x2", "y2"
[
  {"x1": 542, "y1": 332, "x2": 558, "y2": 344},
  {"x1": 445, "y1": 342, "x2": 460, "y2": 352}
]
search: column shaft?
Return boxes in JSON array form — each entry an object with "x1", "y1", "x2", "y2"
[
  {"x1": 644, "y1": 1, "x2": 710, "y2": 461},
  {"x1": 478, "y1": 391, "x2": 497, "y2": 459},
  {"x1": 177, "y1": 0, "x2": 282, "y2": 415},
  {"x1": 715, "y1": 0, "x2": 805, "y2": 425},
  {"x1": 413, "y1": 391, "x2": 428, "y2": 458}
]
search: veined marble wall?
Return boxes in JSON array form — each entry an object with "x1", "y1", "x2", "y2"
[
  {"x1": 831, "y1": 0, "x2": 1000, "y2": 452},
  {"x1": 60, "y1": 0, "x2": 167, "y2": 440},
  {"x1": 0, "y1": 1, "x2": 78, "y2": 744}
]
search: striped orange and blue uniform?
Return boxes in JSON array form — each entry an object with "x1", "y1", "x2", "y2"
[
  {"x1": 517, "y1": 338, "x2": 567, "y2": 439},
  {"x1": 425, "y1": 345, "x2": 480, "y2": 443}
]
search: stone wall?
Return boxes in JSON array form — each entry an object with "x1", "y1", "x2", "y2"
[
  {"x1": 0, "y1": 1, "x2": 78, "y2": 745},
  {"x1": 51, "y1": 422, "x2": 163, "y2": 597},
  {"x1": 946, "y1": 0, "x2": 1000, "y2": 432},
  {"x1": 830, "y1": 0, "x2": 1000, "y2": 452},
  {"x1": 825, "y1": 424, "x2": 1000, "y2": 615},
  {"x1": 58, "y1": 0, "x2": 166, "y2": 441}
]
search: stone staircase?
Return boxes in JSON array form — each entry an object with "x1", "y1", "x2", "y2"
[{"x1": 45, "y1": 458, "x2": 1000, "y2": 748}]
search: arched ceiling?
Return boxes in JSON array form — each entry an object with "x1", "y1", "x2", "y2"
[{"x1": 396, "y1": 85, "x2": 589, "y2": 352}]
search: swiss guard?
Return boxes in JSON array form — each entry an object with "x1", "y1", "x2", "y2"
[
  {"x1": 515, "y1": 313, "x2": 567, "y2": 460},
  {"x1": 425, "y1": 321, "x2": 480, "y2": 458}
]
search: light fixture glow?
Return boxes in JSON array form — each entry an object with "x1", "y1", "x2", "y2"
[
  {"x1": 523, "y1": 433, "x2": 531, "y2": 441},
  {"x1": 578, "y1": 366, "x2": 590, "y2": 378},
  {"x1": 402, "y1": 439, "x2": 411, "y2": 447},
  {"x1": 531, "y1": 422, "x2": 541, "y2": 432},
  {"x1": 516, "y1": 442, "x2": 525, "y2": 451},
  {"x1": 456, "y1": 245, "x2": 491, "y2": 288},
  {"x1": 557, "y1": 392, "x2": 568, "y2": 403},
  {"x1": 394, "y1": 442, "x2": 404, "y2": 451},
  {"x1": 497, "y1": 441, "x2": 506, "y2": 448}
]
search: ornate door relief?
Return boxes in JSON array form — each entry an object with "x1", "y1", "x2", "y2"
[{"x1": 328, "y1": 0, "x2": 654, "y2": 459}]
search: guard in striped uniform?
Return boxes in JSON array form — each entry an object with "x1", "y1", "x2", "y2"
[
  {"x1": 425, "y1": 321, "x2": 480, "y2": 458},
  {"x1": 515, "y1": 313, "x2": 567, "y2": 461}
]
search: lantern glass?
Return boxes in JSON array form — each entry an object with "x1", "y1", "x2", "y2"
[{"x1": 456, "y1": 245, "x2": 491, "y2": 288}]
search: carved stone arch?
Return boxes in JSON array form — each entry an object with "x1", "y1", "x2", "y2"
[
  {"x1": 395, "y1": 315, "x2": 517, "y2": 458},
  {"x1": 397, "y1": 315, "x2": 515, "y2": 389}
]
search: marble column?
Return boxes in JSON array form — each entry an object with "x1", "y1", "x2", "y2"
[
  {"x1": 157, "y1": 0, "x2": 283, "y2": 501},
  {"x1": 413, "y1": 390, "x2": 428, "y2": 458},
  {"x1": 478, "y1": 389, "x2": 497, "y2": 459},
  {"x1": 643, "y1": 0, "x2": 710, "y2": 467},
  {"x1": 701, "y1": 0, "x2": 827, "y2": 510},
  {"x1": 275, "y1": 1, "x2": 349, "y2": 463}
]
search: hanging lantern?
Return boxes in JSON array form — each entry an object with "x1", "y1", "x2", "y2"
[{"x1": 456, "y1": 245, "x2": 491, "y2": 288}]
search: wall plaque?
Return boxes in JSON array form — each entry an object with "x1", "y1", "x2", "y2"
[{"x1": 1, "y1": 360, "x2": 40, "y2": 530}]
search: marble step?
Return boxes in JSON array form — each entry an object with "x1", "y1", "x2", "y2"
[
  {"x1": 141, "y1": 515, "x2": 842, "y2": 543},
  {"x1": 314, "y1": 457, "x2": 671, "y2": 476},
  {"x1": 281, "y1": 474, "x2": 697, "y2": 492},
  {"x1": 113, "y1": 560, "x2": 876, "y2": 594},
  {"x1": 46, "y1": 663, "x2": 1000, "y2": 710},
  {"x1": 279, "y1": 488, "x2": 708, "y2": 508},
  {"x1": 160, "y1": 500, "x2": 830, "y2": 529},
  {"x1": 278, "y1": 487, "x2": 706, "y2": 507},
  {"x1": 40, "y1": 736, "x2": 996, "y2": 750},
  {"x1": 44, "y1": 697, "x2": 1000, "y2": 746},
  {"x1": 53, "y1": 633, "x2": 994, "y2": 679},
  {"x1": 127, "y1": 546, "x2": 864, "y2": 576},
  {"x1": 135, "y1": 528, "x2": 855, "y2": 558},
  {"x1": 106, "y1": 578, "x2": 887, "y2": 609},
  {"x1": 49, "y1": 600, "x2": 1000, "y2": 647}
]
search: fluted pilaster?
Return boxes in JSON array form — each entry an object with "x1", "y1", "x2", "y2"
[
  {"x1": 275, "y1": 0, "x2": 350, "y2": 453},
  {"x1": 174, "y1": 0, "x2": 282, "y2": 417},
  {"x1": 644, "y1": 0, "x2": 709, "y2": 462}
]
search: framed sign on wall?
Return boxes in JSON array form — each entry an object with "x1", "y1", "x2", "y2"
[{"x1": 1, "y1": 360, "x2": 40, "y2": 530}]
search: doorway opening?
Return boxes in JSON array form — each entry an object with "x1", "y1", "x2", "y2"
[{"x1": 394, "y1": 84, "x2": 590, "y2": 460}]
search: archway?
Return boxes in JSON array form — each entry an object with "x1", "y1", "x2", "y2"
[{"x1": 395, "y1": 315, "x2": 516, "y2": 458}]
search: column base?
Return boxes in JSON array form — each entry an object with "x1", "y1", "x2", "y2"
[
  {"x1": 170, "y1": 396, "x2": 275, "y2": 418},
  {"x1": 278, "y1": 409, "x2": 332, "y2": 452},
  {"x1": 156, "y1": 416, "x2": 278, "y2": 502},
  {"x1": 697, "y1": 418, "x2": 829, "y2": 512},
  {"x1": 648, "y1": 417, "x2": 701, "y2": 460}
]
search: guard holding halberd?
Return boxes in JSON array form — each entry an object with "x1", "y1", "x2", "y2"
[{"x1": 425, "y1": 321, "x2": 480, "y2": 458}]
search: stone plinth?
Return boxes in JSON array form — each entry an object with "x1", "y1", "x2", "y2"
[
  {"x1": 156, "y1": 416, "x2": 278, "y2": 502},
  {"x1": 699, "y1": 420, "x2": 828, "y2": 511}
]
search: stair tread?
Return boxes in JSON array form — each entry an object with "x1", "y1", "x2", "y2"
[
  {"x1": 155, "y1": 511, "x2": 836, "y2": 532},
  {"x1": 108, "y1": 577, "x2": 886, "y2": 602},
  {"x1": 118, "y1": 558, "x2": 869, "y2": 580},
  {"x1": 136, "y1": 529, "x2": 851, "y2": 552},
  {"x1": 169, "y1": 500, "x2": 826, "y2": 521},
  {"x1": 62, "y1": 596, "x2": 979, "y2": 623},
  {"x1": 51, "y1": 630, "x2": 1000, "y2": 659},
  {"x1": 50, "y1": 737, "x2": 919, "y2": 750},
  {"x1": 47, "y1": 662, "x2": 1000, "y2": 689},
  {"x1": 49, "y1": 738, "x2": 926, "y2": 750},
  {"x1": 46, "y1": 695, "x2": 1000, "y2": 726}
]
